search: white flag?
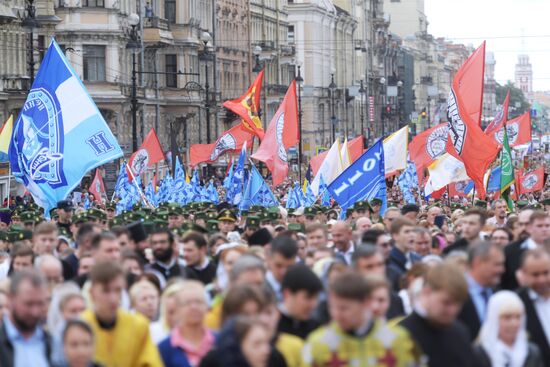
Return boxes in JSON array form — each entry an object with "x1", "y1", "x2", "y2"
[
  {"x1": 424, "y1": 153, "x2": 470, "y2": 196},
  {"x1": 383, "y1": 126, "x2": 408, "y2": 176},
  {"x1": 311, "y1": 140, "x2": 344, "y2": 195},
  {"x1": 340, "y1": 138, "x2": 351, "y2": 170}
]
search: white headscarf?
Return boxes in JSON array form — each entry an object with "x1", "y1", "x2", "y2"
[
  {"x1": 479, "y1": 290, "x2": 528, "y2": 367},
  {"x1": 46, "y1": 282, "x2": 83, "y2": 332}
]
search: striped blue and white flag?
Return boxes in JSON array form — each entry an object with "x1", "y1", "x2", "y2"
[{"x1": 9, "y1": 39, "x2": 122, "y2": 214}]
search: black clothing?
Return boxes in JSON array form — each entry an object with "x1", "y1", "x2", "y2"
[
  {"x1": 64, "y1": 252, "x2": 79, "y2": 277},
  {"x1": 399, "y1": 311, "x2": 479, "y2": 367},
  {"x1": 61, "y1": 258, "x2": 75, "y2": 280},
  {"x1": 442, "y1": 237, "x2": 469, "y2": 256},
  {"x1": 0, "y1": 321, "x2": 53, "y2": 367},
  {"x1": 518, "y1": 287, "x2": 550, "y2": 367},
  {"x1": 502, "y1": 239, "x2": 528, "y2": 291},
  {"x1": 387, "y1": 292, "x2": 405, "y2": 319},
  {"x1": 199, "y1": 347, "x2": 287, "y2": 367},
  {"x1": 57, "y1": 221, "x2": 72, "y2": 237},
  {"x1": 146, "y1": 261, "x2": 189, "y2": 283},
  {"x1": 186, "y1": 261, "x2": 217, "y2": 285},
  {"x1": 457, "y1": 296, "x2": 482, "y2": 341},
  {"x1": 277, "y1": 312, "x2": 320, "y2": 340},
  {"x1": 473, "y1": 342, "x2": 543, "y2": 367}
]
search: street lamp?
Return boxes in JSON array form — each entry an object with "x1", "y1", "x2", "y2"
[
  {"x1": 379, "y1": 76, "x2": 386, "y2": 137},
  {"x1": 22, "y1": 0, "x2": 39, "y2": 88},
  {"x1": 252, "y1": 45, "x2": 262, "y2": 73},
  {"x1": 295, "y1": 62, "x2": 303, "y2": 184},
  {"x1": 329, "y1": 68, "x2": 336, "y2": 143},
  {"x1": 200, "y1": 31, "x2": 213, "y2": 143},
  {"x1": 359, "y1": 76, "x2": 366, "y2": 148},
  {"x1": 126, "y1": 13, "x2": 141, "y2": 152}
]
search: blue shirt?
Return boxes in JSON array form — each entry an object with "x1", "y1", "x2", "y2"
[
  {"x1": 3, "y1": 315, "x2": 49, "y2": 367},
  {"x1": 466, "y1": 273, "x2": 492, "y2": 323}
]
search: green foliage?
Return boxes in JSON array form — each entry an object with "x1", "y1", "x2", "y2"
[{"x1": 495, "y1": 81, "x2": 531, "y2": 118}]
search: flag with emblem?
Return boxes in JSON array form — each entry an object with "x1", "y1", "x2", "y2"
[
  {"x1": 251, "y1": 80, "x2": 299, "y2": 187},
  {"x1": 445, "y1": 42, "x2": 500, "y2": 199},
  {"x1": 8, "y1": 39, "x2": 123, "y2": 214},
  {"x1": 223, "y1": 70, "x2": 265, "y2": 139},
  {"x1": 408, "y1": 122, "x2": 448, "y2": 180},
  {"x1": 127, "y1": 128, "x2": 165, "y2": 179},
  {"x1": 491, "y1": 112, "x2": 532, "y2": 148},
  {"x1": 189, "y1": 124, "x2": 253, "y2": 167},
  {"x1": 516, "y1": 167, "x2": 544, "y2": 195},
  {"x1": 500, "y1": 125, "x2": 515, "y2": 211},
  {"x1": 88, "y1": 168, "x2": 106, "y2": 203},
  {"x1": 485, "y1": 90, "x2": 510, "y2": 135}
]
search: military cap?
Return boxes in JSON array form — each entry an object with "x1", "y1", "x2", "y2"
[
  {"x1": 353, "y1": 200, "x2": 369, "y2": 211},
  {"x1": 304, "y1": 207, "x2": 316, "y2": 218},
  {"x1": 259, "y1": 212, "x2": 271, "y2": 223},
  {"x1": 194, "y1": 212, "x2": 207, "y2": 220},
  {"x1": 7, "y1": 228, "x2": 32, "y2": 242},
  {"x1": 20, "y1": 211, "x2": 36, "y2": 224},
  {"x1": 370, "y1": 198, "x2": 383, "y2": 206},
  {"x1": 245, "y1": 216, "x2": 260, "y2": 229},
  {"x1": 218, "y1": 209, "x2": 237, "y2": 222},
  {"x1": 88, "y1": 208, "x2": 107, "y2": 221},
  {"x1": 57, "y1": 200, "x2": 74, "y2": 211},
  {"x1": 517, "y1": 200, "x2": 529, "y2": 209},
  {"x1": 474, "y1": 200, "x2": 487, "y2": 209},
  {"x1": 109, "y1": 217, "x2": 124, "y2": 227},
  {"x1": 206, "y1": 219, "x2": 219, "y2": 233},
  {"x1": 287, "y1": 208, "x2": 296, "y2": 215},
  {"x1": 105, "y1": 202, "x2": 116, "y2": 211},
  {"x1": 287, "y1": 223, "x2": 305, "y2": 233}
]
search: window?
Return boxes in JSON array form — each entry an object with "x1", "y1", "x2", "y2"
[
  {"x1": 37, "y1": 35, "x2": 45, "y2": 62},
  {"x1": 83, "y1": 46, "x2": 106, "y2": 82},
  {"x1": 288, "y1": 25, "x2": 295, "y2": 44},
  {"x1": 165, "y1": 0, "x2": 176, "y2": 22},
  {"x1": 165, "y1": 54, "x2": 177, "y2": 87},
  {"x1": 83, "y1": 0, "x2": 104, "y2": 6}
]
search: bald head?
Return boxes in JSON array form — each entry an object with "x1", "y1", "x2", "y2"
[
  {"x1": 331, "y1": 221, "x2": 353, "y2": 252},
  {"x1": 355, "y1": 217, "x2": 372, "y2": 233},
  {"x1": 427, "y1": 206, "x2": 442, "y2": 225},
  {"x1": 35, "y1": 254, "x2": 63, "y2": 285}
]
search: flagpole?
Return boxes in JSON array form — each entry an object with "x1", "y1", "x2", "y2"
[
  {"x1": 126, "y1": 163, "x2": 153, "y2": 208},
  {"x1": 471, "y1": 186, "x2": 476, "y2": 206},
  {"x1": 6, "y1": 163, "x2": 10, "y2": 208}
]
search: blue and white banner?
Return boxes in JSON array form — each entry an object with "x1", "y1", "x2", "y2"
[
  {"x1": 9, "y1": 39, "x2": 122, "y2": 213},
  {"x1": 328, "y1": 139, "x2": 387, "y2": 215}
]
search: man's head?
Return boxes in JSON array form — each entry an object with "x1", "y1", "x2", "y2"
[
  {"x1": 56, "y1": 200, "x2": 74, "y2": 223},
  {"x1": 383, "y1": 207, "x2": 401, "y2": 230},
  {"x1": 8, "y1": 269, "x2": 48, "y2": 334},
  {"x1": 515, "y1": 209, "x2": 535, "y2": 241},
  {"x1": 520, "y1": 249, "x2": 550, "y2": 298},
  {"x1": 230, "y1": 255, "x2": 266, "y2": 287},
  {"x1": 89, "y1": 261, "x2": 125, "y2": 323},
  {"x1": 267, "y1": 236, "x2": 298, "y2": 283},
  {"x1": 182, "y1": 231, "x2": 208, "y2": 267},
  {"x1": 75, "y1": 223, "x2": 102, "y2": 254},
  {"x1": 427, "y1": 206, "x2": 442, "y2": 226},
  {"x1": 526, "y1": 211, "x2": 550, "y2": 245},
  {"x1": 129, "y1": 280, "x2": 159, "y2": 321},
  {"x1": 305, "y1": 224, "x2": 328, "y2": 250},
  {"x1": 491, "y1": 199, "x2": 507, "y2": 220},
  {"x1": 355, "y1": 217, "x2": 372, "y2": 234},
  {"x1": 461, "y1": 208, "x2": 487, "y2": 242},
  {"x1": 32, "y1": 222, "x2": 58, "y2": 255},
  {"x1": 10, "y1": 244, "x2": 34, "y2": 274},
  {"x1": 90, "y1": 232, "x2": 121, "y2": 263},
  {"x1": 281, "y1": 264, "x2": 323, "y2": 321},
  {"x1": 390, "y1": 217, "x2": 416, "y2": 253},
  {"x1": 401, "y1": 204, "x2": 420, "y2": 222},
  {"x1": 352, "y1": 245, "x2": 385, "y2": 277},
  {"x1": 328, "y1": 272, "x2": 371, "y2": 331},
  {"x1": 150, "y1": 228, "x2": 176, "y2": 263},
  {"x1": 111, "y1": 226, "x2": 131, "y2": 249},
  {"x1": 34, "y1": 254, "x2": 63, "y2": 287},
  {"x1": 420, "y1": 263, "x2": 468, "y2": 326},
  {"x1": 413, "y1": 228, "x2": 432, "y2": 257},
  {"x1": 468, "y1": 240, "x2": 505, "y2": 287},
  {"x1": 77, "y1": 252, "x2": 95, "y2": 276},
  {"x1": 331, "y1": 221, "x2": 352, "y2": 252}
]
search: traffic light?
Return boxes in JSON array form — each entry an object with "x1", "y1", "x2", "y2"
[{"x1": 421, "y1": 108, "x2": 427, "y2": 118}]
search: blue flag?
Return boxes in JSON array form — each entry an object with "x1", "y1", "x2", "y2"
[
  {"x1": 319, "y1": 175, "x2": 332, "y2": 207},
  {"x1": 174, "y1": 156, "x2": 185, "y2": 180},
  {"x1": 304, "y1": 181, "x2": 316, "y2": 207},
  {"x1": 145, "y1": 180, "x2": 158, "y2": 207},
  {"x1": 226, "y1": 142, "x2": 247, "y2": 205},
  {"x1": 9, "y1": 39, "x2": 122, "y2": 213},
  {"x1": 240, "y1": 164, "x2": 278, "y2": 211},
  {"x1": 285, "y1": 188, "x2": 299, "y2": 209},
  {"x1": 206, "y1": 182, "x2": 219, "y2": 204},
  {"x1": 487, "y1": 166, "x2": 501, "y2": 193},
  {"x1": 190, "y1": 170, "x2": 203, "y2": 202},
  {"x1": 397, "y1": 161, "x2": 419, "y2": 204},
  {"x1": 328, "y1": 139, "x2": 387, "y2": 215}
]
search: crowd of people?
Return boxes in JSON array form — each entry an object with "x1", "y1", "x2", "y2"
[{"x1": 0, "y1": 190, "x2": 549, "y2": 367}]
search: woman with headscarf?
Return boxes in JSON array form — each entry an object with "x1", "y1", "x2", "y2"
[{"x1": 474, "y1": 290, "x2": 543, "y2": 367}]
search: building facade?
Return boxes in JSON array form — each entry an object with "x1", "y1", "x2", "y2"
[{"x1": 515, "y1": 54, "x2": 533, "y2": 102}]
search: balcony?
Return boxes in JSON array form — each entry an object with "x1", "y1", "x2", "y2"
[
  {"x1": 142, "y1": 17, "x2": 173, "y2": 45},
  {"x1": 2, "y1": 77, "x2": 30, "y2": 92},
  {"x1": 420, "y1": 76, "x2": 433, "y2": 85}
]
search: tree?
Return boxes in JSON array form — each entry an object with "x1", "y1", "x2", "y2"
[{"x1": 495, "y1": 81, "x2": 531, "y2": 118}]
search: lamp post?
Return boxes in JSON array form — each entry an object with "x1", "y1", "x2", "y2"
[
  {"x1": 396, "y1": 80, "x2": 403, "y2": 129},
  {"x1": 22, "y1": 0, "x2": 38, "y2": 88},
  {"x1": 359, "y1": 76, "x2": 366, "y2": 148},
  {"x1": 329, "y1": 69, "x2": 336, "y2": 142},
  {"x1": 126, "y1": 13, "x2": 141, "y2": 152},
  {"x1": 200, "y1": 31, "x2": 213, "y2": 144},
  {"x1": 379, "y1": 76, "x2": 386, "y2": 137},
  {"x1": 295, "y1": 63, "x2": 303, "y2": 184}
]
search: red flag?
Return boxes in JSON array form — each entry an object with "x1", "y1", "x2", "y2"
[
  {"x1": 251, "y1": 80, "x2": 299, "y2": 186},
  {"x1": 446, "y1": 42, "x2": 500, "y2": 199},
  {"x1": 492, "y1": 112, "x2": 532, "y2": 147},
  {"x1": 517, "y1": 168, "x2": 544, "y2": 195},
  {"x1": 88, "y1": 169, "x2": 106, "y2": 203},
  {"x1": 485, "y1": 90, "x2": 510, "y2": 135},
  {"x1": 223, "y1": 70, "x2": 265, "y2": 140},
  {"x1": 310, "y1": 135, "x2": 364, "y2": 176},
  {"x1": 409, "y1": 123, "x2": 448, "y2": 179},
  {"x1": 128, "y1": 129, "x2": 165, "y2": 179},
  {"x1": 431, "y1": 186, "x2": 446, "y2": 200},
  {"x1": 448, "y1": 180, "x2": 473, "y2": 198},
  {"x1": 189, "y1": 124, "x2": 253, "y2": 167}
]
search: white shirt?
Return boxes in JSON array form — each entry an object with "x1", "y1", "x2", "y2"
[
  {"x1": 521, "y1": 238, "x2": 539, "y2": 250},
  {"x1": 529, "y1": 289, "x2": 550, "y2": 343},
  {"x1": 337, "y1": 242, "x2": 355, "y2": 265}
]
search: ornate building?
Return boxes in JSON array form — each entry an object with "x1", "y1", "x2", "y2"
[{"x1": 515, "y1": 54, "x2": 533, "y2": 102}]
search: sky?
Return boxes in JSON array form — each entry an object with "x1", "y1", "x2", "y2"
[{"x1": 424, "y1": 0, "x2": 550, "y2": 91}]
